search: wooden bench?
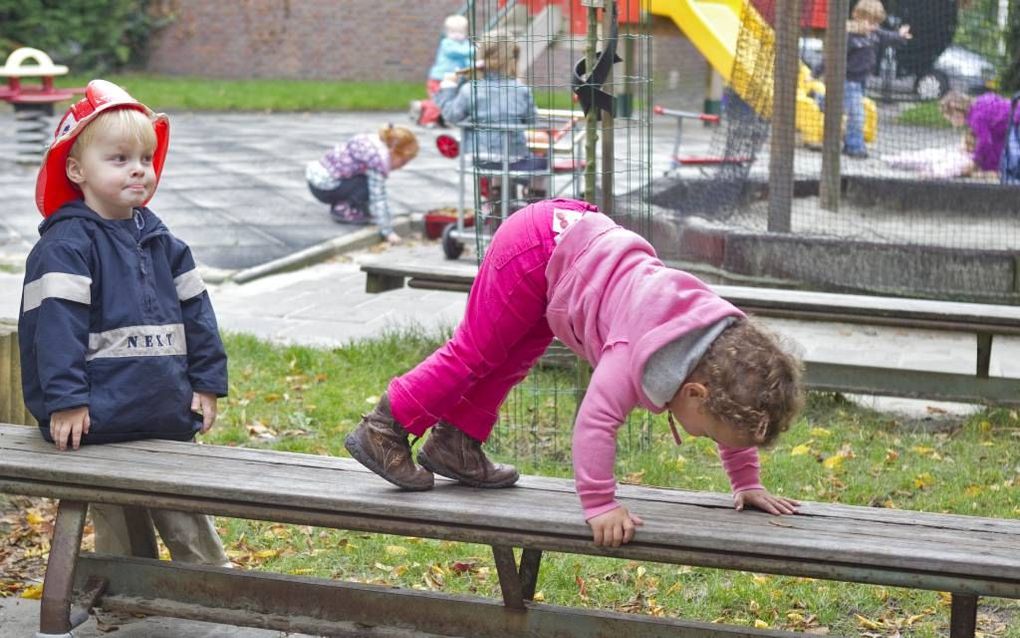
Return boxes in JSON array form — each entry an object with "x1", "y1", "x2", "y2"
[
  {"x1": 1, "y1": 423, "x2": 1017, "y2": 637},
  {"x1": 361, "y1": 260, "x2": 1020, "y2": 406}
]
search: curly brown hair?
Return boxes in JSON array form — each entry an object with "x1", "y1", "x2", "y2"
[{"x1": 689, "y1": 318, "x2": 804, "y2": 446}]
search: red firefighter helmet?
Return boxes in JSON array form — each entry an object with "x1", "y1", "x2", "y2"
[{"x1": 35, "y1": 79, "x2": 169, "y2": 217}]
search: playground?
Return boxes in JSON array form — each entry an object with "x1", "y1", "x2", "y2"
[{"x1": 1, "y1": 1, "x2": 1019, "y2": 637}]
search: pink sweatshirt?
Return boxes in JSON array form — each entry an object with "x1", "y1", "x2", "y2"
[{"x1": 544, "y1": 213, "x2": 763, "y2": 519}]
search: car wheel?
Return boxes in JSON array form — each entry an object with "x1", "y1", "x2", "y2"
[{"x1": 915, "y1": 71, "x2": 949, "y2": 101}]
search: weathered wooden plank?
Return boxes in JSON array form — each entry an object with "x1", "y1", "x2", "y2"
[
  {"x1": 5, "y1": 477, "x2": 1018, "y2": 598},
  {"x1": 1, "y1": 477, "x2": 1018, "y2": 592},
  {"x1": 13, "y1": 436, "x2": 1007, "y2": 537},
  {"x1": 77, "y1": 554, "x2": 809, "y2": 638},
  {"x1": 3, "y1": 426, "x2": 1019, "y2": 550}
]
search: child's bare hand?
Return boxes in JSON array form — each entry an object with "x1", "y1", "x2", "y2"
[
  {"x1": 734, "y1": 489, "x2": 800, "y2": 515},
  {"x1": 587, "y1": 507, "x2": 644, "y2": 547},
  {"x1": 899, "y1": 25, "x2": 912, "y2": 39},
  {"x1": 50, "y1": 406, "x2": 90, "y2": 451},
  {"x1": 191, "y1": 391, "x2": 218, "y2": 434}
]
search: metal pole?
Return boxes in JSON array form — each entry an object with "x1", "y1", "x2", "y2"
[
  {"x1": 584, "y1": 1, "x2": 600, "y2": 204},
  {"x1": 601, "y1": 1, "x2": 615, "y2": 216},
  {"x1": 820, "y1": 0, "x2": 849, "y2": 211},
  {"x1": 768, "y1": 0, "x2": 801, "y2": 232}
]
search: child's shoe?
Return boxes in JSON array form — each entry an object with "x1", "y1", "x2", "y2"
[
  {"x1": 344, "y1": 393, "x2": 434, "y2": 491},
  {"x1": 408, "y1": 100, "x2": 423, "y2": 124},
  {"x1": 417, "y1": 422, "x2": 519, "y2": 488}
]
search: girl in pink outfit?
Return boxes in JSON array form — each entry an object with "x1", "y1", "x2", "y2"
[{"x1": 346, "y1": 198, "x2": 804, "y2": 547}]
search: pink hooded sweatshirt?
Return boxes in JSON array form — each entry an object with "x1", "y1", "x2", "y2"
[{"x1": 545, "y1": 213, "x2": 764, "y2": 520}]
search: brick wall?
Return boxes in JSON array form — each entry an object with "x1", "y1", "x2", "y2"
[
  {"x1": 146, "y1": 0, "x2": 464, "y2": 81},
  {"x1": 145, "y1": 3, "x2": 709, "y2": 110}
]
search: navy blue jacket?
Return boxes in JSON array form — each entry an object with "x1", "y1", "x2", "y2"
[
  {"x1": 846, "y1": 28, "x2": 908, "y2": 85},
  {"x1": 19, "y1": 202, "x2": 228, "y2": 444}
]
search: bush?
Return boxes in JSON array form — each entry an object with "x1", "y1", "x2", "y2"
[{"x1": 0, "y1": 0, "x2": 174, "y2": 74}]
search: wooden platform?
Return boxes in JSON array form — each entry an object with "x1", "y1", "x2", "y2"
[{"x1": 1, "y1": 424, "x2": 1018, "y2": 637}]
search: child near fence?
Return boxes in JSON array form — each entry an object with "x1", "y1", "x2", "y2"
[
  {"x1": 411, "y1": 14, "x2": 473, "y2": 127},
  {"x1": 843, "y1": 0, "x2": 911, "y2": 158},
  {"x1": 345, "y1": 199, "x2": 804, "y2": 547}
]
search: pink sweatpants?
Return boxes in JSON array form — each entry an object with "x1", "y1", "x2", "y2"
[{"x1": 388, "y1": 199, "x2": 594, "y2": 441}]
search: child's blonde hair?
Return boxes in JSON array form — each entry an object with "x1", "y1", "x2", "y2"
[
  {"x1": 690, "y1": 318, "x2": 804, "y2": 446},
  {"x1": 68, "y1": 108, "x2": 157, "y2": 162},
  {"x1": 851, "y1": 0, "x2": 886, "y2": 24},
  {"x1": 444, "y1": 14, "x2": 468, "y2": 39},
  {"x1": 940, "y1": 90, "x2": 973, "y2": 120},
  {"x1": 477, "y1": 31, "x2": 519, "y2": 78},
  {"x1": 379, "y1": 125, "x2": 419, "y2": 164}
]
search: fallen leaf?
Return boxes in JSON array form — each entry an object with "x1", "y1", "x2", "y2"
[{"x1": 791, "y1": 443, "x2": 812, "y2": 456}]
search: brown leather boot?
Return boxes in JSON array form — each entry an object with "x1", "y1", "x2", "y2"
[
  {"x1": 344, "y1": 393, "x2": 434, "y2": 491},
  {"x1": 417, "y1": 422, "x2": 519, "y2": 488}
]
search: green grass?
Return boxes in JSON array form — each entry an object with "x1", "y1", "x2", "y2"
[
  {"x1": 55, "y1": 74, "x2": 422, "y2": 112},
  {"x1": 898, "y1": 102, "x2": 953, "y2": 129},
  {"x1": 203, "y1": 331, "x2": 1020, "y2": 637}
]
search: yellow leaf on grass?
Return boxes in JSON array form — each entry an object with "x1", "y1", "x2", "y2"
[
  {"x1": 254, "y1": 549, "x2": 280, "y2": 559},
  {"x1": 912, "y1": 446, "x2": 935, "y2": 456},
  {"x1": 20, "y1": 584, "x2": 43, "y2": 599},
  {"x1": 809, "y1": 428, "x2": 832, "y2": 438},
  {"x1": 754, "y1": 619, "x2": 770, "y2": 629},
  {"x1": 854, "y1": 614, "x2": 883, "y2": 630},
  {"x1": 964, "y1": 485, "x2": 983, "y2": 497},
  {"x1": 25, "y1": 511, "x2": 45, "y2": 526},
  {"x1": 385, "y1": 545, "x2": 409, "y2": 556},
  {"x1": 822, "y1": 455, "x2": 844, "y2": 470},
  {"x1": 913, "y1": 473, "x2": 935, "y2": 489},
  {"x1": 791, "y1": 443, "x2": 812, "y2": 456}
]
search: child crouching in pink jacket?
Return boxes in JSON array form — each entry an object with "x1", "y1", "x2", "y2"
[{"x1": 346, "y1": 198, "x2": 804, "y2": 547}]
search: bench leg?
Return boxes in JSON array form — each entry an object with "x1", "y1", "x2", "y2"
[
  {"x1": 950, "y1": 593, "x2": 978, "y2": 638},
  {"x1": 37, "y1": 500, "x2": 87, "y2": 637},
  {"x1": 491, "y1": 546, "x2": 543, "y2": 610},
  {"x1": 365, "y1": 273, "x2": 406, "y2": 293}
]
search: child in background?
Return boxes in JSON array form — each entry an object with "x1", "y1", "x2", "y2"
[
  {"x1": 941, "y1": 90, "x2": 1020, "y2": 176},
  {"x1": 20, "y1": 80, "x2": 230, "y2": 568},
  {"x1": 412, "y1": 14, "x2": 472, "y2": 127},
  {"x1": 305, "y1": 125, "x2": 419, "y2": 244},
  {"x1": 345, "y1": 199, "x2": 804, "y2": 548},
  {"x1": 436, "y1": 31, "x2": 545, "y2": 172},
  {"x1": 843, "y1": 0, "x2": 911, "y2": 158}
]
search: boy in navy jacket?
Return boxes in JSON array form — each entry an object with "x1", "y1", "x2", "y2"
[{"x1": 19, "y1": 79, "x2": 230, "y2": 568}]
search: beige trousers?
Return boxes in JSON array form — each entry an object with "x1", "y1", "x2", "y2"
[{"x1": 91, "y1": 504, "x2": 231, "y2": 567}]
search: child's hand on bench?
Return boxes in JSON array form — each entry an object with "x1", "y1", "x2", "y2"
[
  {"x1": 588, "y1": 506, "x2": 644, "y2": 548},
  {"x1": 734, "y1": 488, "x2": 799, "y2": 516},
  {"x1": 50, "y1": 406, "x2": 90, "y2": 451}
]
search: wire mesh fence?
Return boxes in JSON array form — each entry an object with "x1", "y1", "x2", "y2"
[
  {"x1": 653, "y1": 0, "x2": 1020, "y2": 304},
  {"x1": 450, "y1": 0, "x2": 655, "y2": 460}
]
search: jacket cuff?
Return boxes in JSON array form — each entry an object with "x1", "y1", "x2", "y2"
[{"x1": 582, "y1": 499, "x2": 622, "y2": 522}]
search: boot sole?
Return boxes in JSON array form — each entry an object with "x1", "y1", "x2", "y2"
[
  {"x1": 344, "y1": 433, "x2": 434, "y2": 491},
  {"x1": 417, "y1": 450, "x2": 519, "y2": 489}
]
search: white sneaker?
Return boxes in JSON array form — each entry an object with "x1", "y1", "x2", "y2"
[{"x1": 408, "y1": 100, "x2": 422, "y2": 123}]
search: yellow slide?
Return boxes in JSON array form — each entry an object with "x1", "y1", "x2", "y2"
[{"x1": 648, "y1": 0, "x2": 876, "y2": 145}]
